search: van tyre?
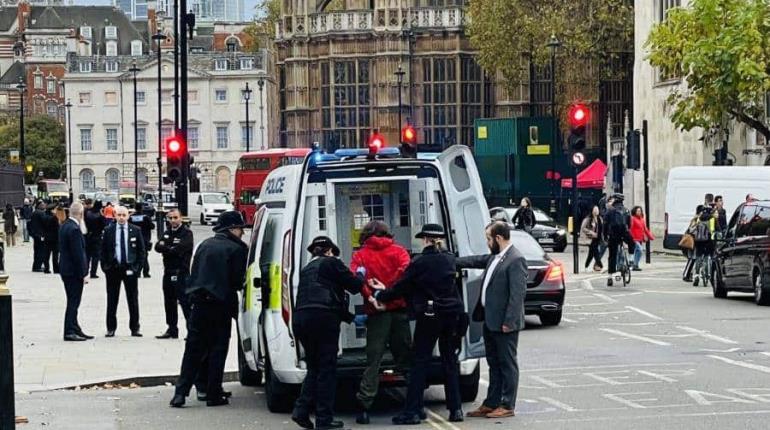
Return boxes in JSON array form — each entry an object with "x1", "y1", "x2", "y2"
[
  {"x1": 237, "y1": 338, "x2": 262, "y2": 387},
  {"x1": 754, "y1": 267, "x2": 770, "y2": 306},
  {"x1": 265, "y1": 355, "x2": 295, "y2": 413},
  {"x1": 712, "y1": 263, "x2": 727, "y2": 299},
  {"x1": 459, "y1": 365, "x2": 480, "y2": 403},
  {"x1": 539, "y1": 310, "x2": 562, "y2": 326}
]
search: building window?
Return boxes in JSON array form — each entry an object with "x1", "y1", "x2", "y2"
[
  {"x1": 188, "y1": 127, "x2": 199, "y2": 149},
  {"x1": 422, "y1": 57, "x2": 458, "y2": 147},
  {"x1": 79, "y1": 61, "x2": 92, "y2": 73},
  {"x1": 46, "y1": 79, "x2": 56, "y2": 94},
  {"x1": 131, "y1": 40, "x2": 142, "y2": 56},
  {"x1": 216, "y1": 126, "x2": 229, "y2": 149},
  {"x1": 106, "y1": 128, "x2": 118, "y2": 151},
  {"x1": 106, "y1": 61, "x2": 118, "y2": 72},
  {"x1": 137, "y1": 127, "x2": 146, "y2": 150},
  {"x1": 80, "y1": 128, "x2": 92, "y2": 151},
  {"x1": 241, "y1": 124, "x2": 254, "y2": 148},
  {"x1": 320, "y1": 59, "x2": 371, "y2": 148},
  {"x1": 658, "y1": 0, "x2": 681, "y2": 22},
  {"x1": 81, "y1": 26, "x2": 92, "y2": 39},
  {"x1": 161, "y1": 126, "x2": 173, "y2": 141},
  {"x1": 80, "y1": 169, "x2": 95, "y2": 191},
  {"x1": 105, "y1": 26, "x2": 117, "y2": 39},
  {"x1": 106, "y1": 168, "x2": 120, "y2": 190},
  {"x1": 240, "y1": 58, "x2": 253, "y2": 70},
  {"x1": 34, "y1": 75, "x2": 42, "y2": 89},
  {"x1": 226, "y1": 39, "x2": 239, "y2": 52},
  {"x1": 215, "y1": 89, "x2": 227, "y2": 102},
  {"x1": 215, "y1": 59, "x2": 227, "y2": 71},
  {"x1": 460, "y1": 56, "x2": 491, "y2": 148},
  {"x1": 46, "y1": 102, "x2": 57, "y2": 118},
  {"x1": 162, "y1": 89, "x2": 173, "y2": 104},
  {"x1": 78, "y1": 92, "x2": 92, "y2": 105},
  {"x1": 188, "y1": 90, "x2": 198, "y2": 103},
  {"x1": 105, "y1": 91, "x2": 118, "y2": 106},
  {"x1": 136, "y1": 91, "x2": 146, "y2": 104},
  {"x1": 106, "y1": 41, "x2": 118, "y2": 57}
]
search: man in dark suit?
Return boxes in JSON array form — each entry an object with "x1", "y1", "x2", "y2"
[
  {"x1": 28, "y1": 202, "x2": 46, "y2": 272},
  {"x1": 456, "y1": 221, "x2": 528, "y2": 420},
  {"x1": 100, "y1": 205, "x2": 147, "y2": 337},
  {"x1": 58, "y1": 202, "x2": 93, "y2": 341}
]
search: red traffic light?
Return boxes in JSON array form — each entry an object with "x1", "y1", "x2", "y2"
[
  {"x1": 367, "y1": 132, "x2": 385, "y2": 154},
  {"x1": 568, "y1": 103, "x2": 590, "y2": 128},
  {"x1": 401, "y1": 125, "x2": 417, "y2": 145},
  {"x1": 165, "y1": 135, "x2": 186, "y2": 156}
]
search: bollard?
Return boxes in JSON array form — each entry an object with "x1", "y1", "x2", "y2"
[{"x1": 0, "y1": 273, "x2": 14, "y2": 430}]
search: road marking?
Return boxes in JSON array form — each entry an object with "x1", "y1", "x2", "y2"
[
  {"x1": 529, "y1": 409, "x2": 770, "y2": 424},
  {"x1": 565, "y1": 310, "x2": 632, "y2": 316},
  {"x1": 677, "y1": 326, "x2": 739, "y2": 345},
  {"x1": 634, "y1": 277, "x2": 685, "y2": 282},
  {"x1": 593, "y1": 293, "x2": 617, "y2": 303},
  {"x1": 625, "y1": 306, "x2": 664, "y2": 321},
  {"x1": 524, "y1": 362, "x2": 695, "y2": 372},
  {"x1": 425, "y1": 408, "x2": 461, "y2": 430},
  {"x1": 581, "y1": 279, "x2": 594, "y2": 290},
  {"x1": 709, "y1": 355, "x2": 770, "y2": 374},
  {"x1": 600, "y1": 328, "x2": 671, "y2": 346},
  {"x1": 600, "y1": 322, "x2": 658, "y2": 326},
  {"x1": 700, "y1": 347, "x2": 741, "y2": 353},
  {"x1": 610, "y1": 292, "x2": 645, "y2": 297},
  {"x1": 636, "y1": 289, "x2": 711, "y2": 295},
  {"x1": 538, "y1": 396, "x2": 580, "y2": 412},
  {"x1": 561, "y1": 317, "x2": 577, "y2": 323}
]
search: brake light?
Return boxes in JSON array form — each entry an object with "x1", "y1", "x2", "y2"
[
  {"x1": 545, "y1": 262, "x2": 563, "y2": 282},
  {"x1": 281, "y1": 230, "x2": 293, "y2": 328}
]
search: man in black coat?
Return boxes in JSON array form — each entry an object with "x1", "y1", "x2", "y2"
[
  {"x1": 170, "y1": 211, "x2": 248, "y2": 408},
  {"x1": 29, "y1": 202, "x2": 47, "y2": 272},
  {"x1": 58, "y1": 202, "x2": 93, "y2": 341},
  {"x1": 20, "y1": 198, "x2": 32, "y2": 243},
  {"x1": 100, "y1": 205, "x2": 147, "y2": 337},
  {"x1": 84, "y1": 200, "x2": 107, "y2": 278},
  {"x1": 42, "y1": 204, "x2": 60, "y2": 274},
  {"x1": 129, "y1": 203, "x2": 155, "y2": 278},
  {"x1": 154, "y1": 208, "x2": 194, "y2": 339}
]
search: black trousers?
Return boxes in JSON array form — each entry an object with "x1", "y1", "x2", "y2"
[
  {"x1": 162, "y1": 271, "x2": 189, "y2": 333},
  {"x1": 61, "y1": 276, "x2": 84, "y2": 336},
  {"x1": 105, "y1": 268, "x2": 140, "y2": 333},
  {"x1": 43, "y1": 242, "x2": 59, "y2": 273},
  {"x1": 293, "y1": 310, "x2": 341, "y2": 424},
  {"x1": 607, "y1": 232, "x2": 635, "y2": 274},
  {"x1": 403, "y1": 313, "x2": 462, "y2": 415},
  {"x1": 142, "y1": 247, "x2": 151, "y2": 276},
  {"x1": 585, "y1": 238, "x2": 604, "y2": 269},
  {"x1": 482, "y1": 326, "x2": 520, "y2": 410},
  {"x1": 175, "y1": 292, "x2": 231, "y2": 398},
  {"x1": 32, "y1": 237, "x2": 45, "y2": 271},
  {"x1": 86, "y1": 237, "x2": 101, "y2": 277}
]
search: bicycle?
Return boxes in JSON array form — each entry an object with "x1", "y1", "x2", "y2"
[
  {"x1": 694, "y1": 251, "x2": 713, "y2": 288},
  {"x1": 607, "y1": 243, "x2": 631, "y2": 287}
]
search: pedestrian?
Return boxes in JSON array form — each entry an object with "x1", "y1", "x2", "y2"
[
  {"x1": 681, "y1": 205, "x2": 703, "y2": 283},
  {"x1": 154, "y1": 208, "x2": 194, "y2": 339},
  {"x1": 704, "y1": 193, "x2": 715, "y2": 208},
  {"x1": 129, "y1": 202, "x2": 155, "y2": 278},
  {"x1": 20, "y1": 198, "x2": 32, "y2": 243},
  {"x1": 350, "y1": 221, "x2": 411, "y2": 425},
  {"x1": 454, "y1": 221, "x2": 527, "y2": 421},
  {"x1": 603, "y1": 194, "x2": 636, "y2": 286},
  {"x1": 512, "y1": 197, "x2": 535, "y2": 233},
  {"x1": 103, "y1": 202, "x2": 115, "y2": 223},
  {"x1": 692, "y1": 206, "x2": 715, "y2": 287},
  {"x1": 100, "y1": 205, "x2": 146, "y2": 337},
  {"x1": 3, "y1": 203, "x2": 16, "y2": 247},
  {"x1": 42, "y1": 204, "x2": 61, "y2": 274},
  {"x1": 291, "y1": 236, "x2": 364, "y2": 430},
  {"x1": 629, "y1": 206, "x2": 654, "y2": 271},
  {"x1": 746, "y1": 193, "x2": 758, "y2": 203},
  {"x1": 581, "y1": 205, "x2": 604, "y2": 272},
  {"x1": 170, "y1": 211, "x2": 248, "y2": 408},
  {"x1": 84, "y1": 200, "x2": 107, "y2": 278},
  {"x1": 370, "y1": 223, "x2": 466, "y2": 425},
  {"x1": 29, "y1": 202, "x2": 46, "y2": 271},
  {"x1": 58, "y1": 202, "x2": 93, "y2": 341},
  {"x1": 714, "y1": 195, "x2": 727, "y2": 232}
]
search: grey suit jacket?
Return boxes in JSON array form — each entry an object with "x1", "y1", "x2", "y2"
[{"x1": 456, "y1": 246, "x2": 528, "y2": 332}]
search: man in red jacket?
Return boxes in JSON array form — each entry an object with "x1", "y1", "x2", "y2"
[{"x1": 351, "y1": 220, "x2": 412, "y2": 425}]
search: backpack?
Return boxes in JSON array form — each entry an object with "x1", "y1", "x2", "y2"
[{"x1": 693, "y1": 221, "x2": 711, "y2": 242}]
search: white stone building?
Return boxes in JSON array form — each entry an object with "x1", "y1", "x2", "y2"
[
  {"x1": 633, "y1": 0, "x2": 769, "y2": 232},
  {"x1": 64, "y1": 50, "x2": 274, "y2": 196}
]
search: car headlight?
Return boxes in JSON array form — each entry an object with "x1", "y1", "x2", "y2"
[{"x1": 557, "y1": 229, "x2": 566, "y2": 236}]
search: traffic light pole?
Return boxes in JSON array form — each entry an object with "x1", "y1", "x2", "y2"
[
  {"x1": 176, "y1": 0, "x2": 189, "y2": 217},
  {"x1": 572, "y1": 164, "x2": 579, "y2": 275},
  {"x1": 643, "y1": 120, "x2": 651, "y2": 264}
]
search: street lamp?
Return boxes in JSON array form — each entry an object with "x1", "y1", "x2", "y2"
[
  {"x1": 394, "y1": 65, "x2": 405, "y2": 142},
  {"x1": 16, "y1": 78, "x2": 25, "y2": 171},
  {"x1": 65, "y1": 100, "x2": 73, "y2": 201},
  {"x1": 546, "y1": 33, "x2": 562, "y2": 218},
  {"x1": 152, "y1": 31, "x2": 165, "y2": 238},
  {"x1": 257, "y1": 77, "x2": 265, "y2": 150},
  {"x1": 129, "y1": 61, "x2": 141, "y2": 200},
  {"x1": 243, "y1": 82, "x2": 252, "y2": 152}
]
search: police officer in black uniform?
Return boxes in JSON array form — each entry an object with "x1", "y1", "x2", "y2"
[
  {"x1": 84, "y1": 200, "x2": 107, "y2": 278},
  {"x1": 42, "y1": 203, "x2": 60, "y2": 274},
  {"x1": 130, "y1": 203, "x2": 155, "y2": 278},
  {"x1": 291, "y1": 236, "x2": 364, "y2": 430},
  {"x1": 370, "y1": 224, "x2": 465, "y2": 425},
  {"x1": 170, "y1": 211, "x2": 248, "y2": 408},
  {"x1": 154, "y1": 208, "x2": 194, "y2": 339}
]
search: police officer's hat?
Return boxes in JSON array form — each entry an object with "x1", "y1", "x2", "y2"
[
  {"x1": 306, "y1": 236, "x2": 341, "y2": 256},
  {"x1": 213, "y1": 210, "x2": 249, "y2": 232},
  {"x1": 415, "y1": 223, "x2": 446, "y2": 239},
  {"x1": 611, "y1": 193, "x2": 625, "y2": 202}
]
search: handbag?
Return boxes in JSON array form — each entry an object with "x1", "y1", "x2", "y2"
[{"x1": 679, "y1": 233, "x2": 694, "y2": 250}]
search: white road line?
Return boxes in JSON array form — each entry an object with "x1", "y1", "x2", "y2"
[
  {"x1": 581, "y1": 279, "x2": 594, "y2": 290},
  {"x1": 565, "y1": 310, "x2": 632, "y2": 316},
  {"x1": 538, "y1": 396, "x2": 580, "y2": 412},
  {"x1": 677, "y1": 326, "x2": 739, "y2": 345},
  {"x1": 600, "y1": 328, "x2": 671, "y2": 346},
  {"x1": 593, "y1": 293, "x2": 618, "y2": 303},
  {"x1": 611, "y1": 292, "x2": 644, "y2": 297},
  {"x1": 561, "y1": 317, "x2": 577, "y2": 323},
  {"x1": 708, "y1": 355, "x2": 770, "y2": 374},
  {"x1": 700, "y1": 347, "x2": 741, "y2": 353},
  {"x1": 530, "y1": 409, "x2": 770, "y2": 424},
  {"x1": 625, "y1": 306, "x2": 664, "y2": 321},
  {"x1": 599, "y1": 322, "x2": 658, "y2": 326},
  {"x1": 637, "y1": 289, "x2": 712, "y2": 295},
  {"x1": 426, "y1": 409, "x2": 461, "y2": 430},
  {"x1": 524, "y1": 362, "x2": 695, "y2": 372},
  {"x1": 761, "y1": 352, "x2": 770, "y2": 357}
]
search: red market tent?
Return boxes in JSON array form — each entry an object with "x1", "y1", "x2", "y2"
[{"x1": 560, "y1": 159, "x2": 607, "y2": 189}]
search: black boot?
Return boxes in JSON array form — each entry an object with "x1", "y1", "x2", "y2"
[
  {"x1": 169, "y1": 394, "x2": 185, "y2": 408},
  {"x1": 356, "y1": 409, "x2": 370, "y2": 425},
  {"x1": 449, "y1": 410, "x2": 464, "y2": 422}
]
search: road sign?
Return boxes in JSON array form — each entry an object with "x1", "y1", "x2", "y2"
[{"x1": 571, "y1": 151, "x2": 586, "y2": 166}]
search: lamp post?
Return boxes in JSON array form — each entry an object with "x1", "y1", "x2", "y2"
[
  {"x1": 546, "y1": 34, "x2": 562, "y2": 218},
  {"x1": 243, "y1": 82, "x2": 252, "y2": 152},
  {"x1": 16, "y1": 79, "x2": 25, "y2": 173},
  {"x1": 394, "y1": 64, "x2": 405, "y2": 142},
  {"x1": 129, "y1": 61, "x2": 141, "y2": 200},
  {"x1": 257, "y1": 77, "x2": 265, "y2": 149},
  {"x1": 152, "y1": 31, "x2": 165, "y2": 237},
  {"x1": 65, "y1": 100, "x2": 73, "y2": 201}
]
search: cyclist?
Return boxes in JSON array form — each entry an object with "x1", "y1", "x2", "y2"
[
  {"x1": 692, "y1": 206, "x2": 716, "y2": 287},
  {"x1": 603, "y1": 194, "x2": 635, "y2": 286}
]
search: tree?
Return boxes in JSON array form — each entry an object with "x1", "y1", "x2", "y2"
[
  {"x1": 646, "y1": 0, "x2": 770, "y2": 140},
  {"x1": 243, "y1": 0, "x2": 281, "y2": 52},
  {"x1": 465, "y1": 0, "x2": 633, "y2": 113},
  {"x1": 0, "y1": 115, "x2": 65, "y2": 183}
]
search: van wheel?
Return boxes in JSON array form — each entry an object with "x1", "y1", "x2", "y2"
[
  {"x1": 754, "y1": 267, "x2": 770, "y2": 306},
  {"x1": 459, "y1": 365, "x2": 480, "y2": 403},
  {"x1": 265, "y1": 356, "x2": 296, "y2": 413},
  {"x1": 712, "y1": 263, "x2": 728, "y2": 299},
  {"x1": 237, "y1": 337, "x2": 262, "y2": 387},
  {"x1": 199, "y1": 214, "x2": 206, "y2": 226},
  {"x1": 539, "y1": 310, "x2": 562, "y2": 326}
]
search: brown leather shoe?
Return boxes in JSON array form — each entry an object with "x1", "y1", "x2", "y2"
[
  {"x1": 486, "y1": 407, "x2": 515, "y2": 418},
  {"x1": 466, "y1": 405, "x2": 495, "y2": 418}
]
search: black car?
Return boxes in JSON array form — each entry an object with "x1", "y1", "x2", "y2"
[
  {"x1": 510, "y1": 230, "x2": 566, "y2": 326},
  {"x1": 714, "y1": 201, "x2": 770, "y2": 305},
  {"x1": 490, "y1": 206, "x2": 568, "y2": 252}
]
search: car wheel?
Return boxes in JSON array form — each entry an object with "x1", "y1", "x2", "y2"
[
  {"x1": 539, "y1": 310, "x2": 562, "y2": 326},
  {"x1": 459, "y1": 364, "x2": 480, "y2": 403},
  {"x1": 265, "y1": 354, "x2": 296, "y2": 413},
  {"x1": 754, "y1": 268, "x2": 770, "y2": 306},
  {"x1": 712, "y1": 262, "x2": 728, "y2": 298},
  {"x1": 199, "y1": 214, "x2": 206, "y2": 226},
  {"x1": 237, "y1": 333, "x2": 263, "y2": 387}
]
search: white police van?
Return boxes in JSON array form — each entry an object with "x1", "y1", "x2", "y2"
[{"x1": 236, "y1": 144, "x2": 489, "y2": 412}]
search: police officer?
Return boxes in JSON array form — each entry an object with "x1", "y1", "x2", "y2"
[
  {"x1": 154, "y1": 208, "x2": 193, "y2": 339},
  {"x1": 84, "y1": 200, "x2": 107, "y2": 278},
  {"x1": 370, "y1": 224, "x2": 465, "y2": 425},
  {"x1": 291, "y1": 236, "x2": 364, "y2": 430},
  {"x1": 42, "y1": 203, "x2": 60, "y2": 274},
  {"x1": 29, "y1": 202, "x2": 46, "y2": 272},
  {"x1": 170, "y1": 211, "x2": 248, "y2": 408},
  {"x1": 129, "y1": 203, "x2": 155, "y2": 278},
  {"x1": 604, "y1": 194, "x2": 636, "y2": 286}
]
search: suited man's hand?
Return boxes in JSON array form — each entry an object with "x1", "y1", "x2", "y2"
[
  {"x1": 83, "y1": 277, "x2": 89, "y2": 285},
  {"x1": 502, "y1": 324, "x2": 512, "y2": 333}
]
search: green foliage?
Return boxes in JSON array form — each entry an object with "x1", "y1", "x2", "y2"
[
  {"x1": 646, "y1": 0, "x2": 770, "y2": 139},
  {"x1": 0, "y1": 115, "x2": 65, "y2": 183},
  {"x1": 244, "y1": 0, "x2": 281, "y2": 52}
]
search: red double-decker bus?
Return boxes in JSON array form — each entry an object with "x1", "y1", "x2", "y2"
[{"x1": 234, "y1": 148, "x2": 311, "y2": 225}]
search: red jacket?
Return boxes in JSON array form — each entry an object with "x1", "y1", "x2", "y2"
[
  {"x1": 350, "y1": 236, "x2": 410, "y2": 315},
  {"x1": 630, "y1": 216, "x2": 655, "y2": 243}
]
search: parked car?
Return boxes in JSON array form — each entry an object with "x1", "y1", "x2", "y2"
[
  {"x1": 713, "y1": 200, "x2": 770, "y2": 305},
  {"x1": 190, "y1": 192, "x2": 234, "y2": 225},
  {"x1": 490, "y1": 206, "x2": 568, "y2": 252}
]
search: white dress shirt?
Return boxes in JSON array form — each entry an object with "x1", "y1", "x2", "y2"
[
  {"x1": 115, "y1": 222, "x2": 129, "y2": 263},
  {"x1": 481, "y1": 242, "x2": 514, "y2": 307}
]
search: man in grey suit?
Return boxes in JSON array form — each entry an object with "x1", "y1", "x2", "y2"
[{"x1": 456, "y1": 221, "x2": 528, "y2": 419}]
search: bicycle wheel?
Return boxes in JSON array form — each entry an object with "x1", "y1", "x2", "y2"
[{"x1": 622, "y1": 255, "x2": 632, "y2": 286}]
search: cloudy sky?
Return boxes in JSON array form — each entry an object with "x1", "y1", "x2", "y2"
[{"x1": 73, "y1": 0, "x2": 259, "y2": 21}]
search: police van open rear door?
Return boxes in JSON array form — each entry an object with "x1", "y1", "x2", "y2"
[{"x1": 436, "y1": 145, "x2": 490, "y2": 359}]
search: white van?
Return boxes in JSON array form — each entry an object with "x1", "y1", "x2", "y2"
[
  {"x1": 664, "y1": 166, "x2": 770, "y2": 249},
  {"x1": 236, "y1": 145, "x2": 487, "y2": 412},
  {"x1": 189, "y1": 192, "x2": 233, "y2": 225}
]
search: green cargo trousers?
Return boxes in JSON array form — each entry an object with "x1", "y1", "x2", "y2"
[{"x1": 356, "y1": 310, "x2": 412, "y2": 410}]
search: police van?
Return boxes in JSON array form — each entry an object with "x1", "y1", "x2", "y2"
[{"x1": 236, "y1": 144, "x2": 489, "y2": 412}]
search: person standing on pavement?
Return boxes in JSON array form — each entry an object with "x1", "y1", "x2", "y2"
[
  {"x1": 100, "y1": 206, "x2": 146, "y2": 337},
  {"x1": 170, "y1": 211, "x2": 248, "y2": 408},
  {"x1": 512, "y1": 197, "x2": 535, "y2": 234},
  {"x1": 58, "y1": 202, "x2": 93, "y2": 342},
  {"x1": 454, "y1": 221, "x2": 527, "y2": 421},
  {"x1": 3, "y1": 203, "x2": 17, "y2": 247},
  {"x1": 42, "y1": 204, "x2": 61, "y2": 274},
  {"x1": 581, "y1": 206, "x2": 604, "y2": 272},
  {"x1": 29, "y1": 202, "x2": 46, "y2": 271},
  {"x1": 370, "y1": 224, "x2": 466, "y2": 425},
  {"x1": 629, "y1": 207, "x2": 654, "y2": 271},
  {"x1": 714, "y1": 195, "x2": 728, "y2": 232},
  {"x1": 154, "y1": 208, "x2": 194, "y2": 339},
  {"x1": 291, "y1": 236, "x2": 364, "y2": 430},
  {"x1": 129, "y1": 202, "x2": 155, "y2": 278},
  {"x1": 603, "y1": 195, "x2": 635, "y2": 286},
  {"x1": 84, "y1": 200, "x2": 106, "y2": 279},
  {"x1": 20, "y1": 198, "x2": 32, "y2": 243},
  {"x1": 350, "y1": 221, "x2": 411, "y2": 425}
]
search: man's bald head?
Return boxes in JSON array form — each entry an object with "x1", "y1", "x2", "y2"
[
  {"x1": 115, "y1": 205, "x2": 129, "y2": 224},
  {"x1": 69, "y1": 201, "x2": 84, "y2": 219}
]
